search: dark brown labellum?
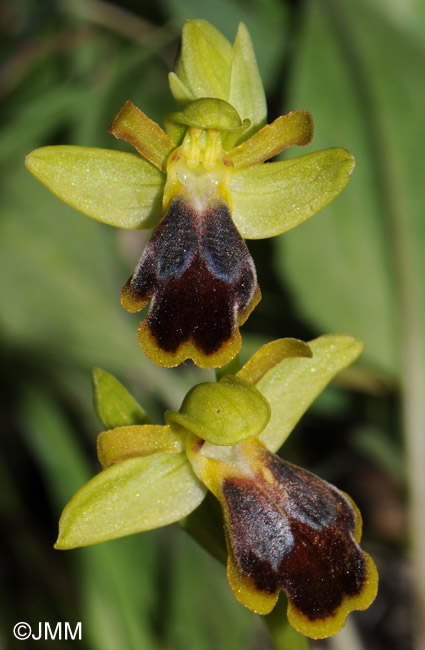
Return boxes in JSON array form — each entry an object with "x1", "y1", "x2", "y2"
[
  {"x1": 122, "y1": 197, "x2": 258, "y2": 362},
  {"x1": 222, "y1": 450, "x2": 368, "y2": 622}
]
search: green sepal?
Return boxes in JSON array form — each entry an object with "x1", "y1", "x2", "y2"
[
  {"x1": 255, "y1": 335, "x2": 364, "y2": 452},
  {"x1": 168, "y1": 71, "x2": 195, "y2": 107},
  {"x1": 171, "y1": 19, "x2": 233, "y2": 104},
  {"x1": 25, "y1": 146, "x2": 164, "y2": 229},
  {"x1": 238, "y1": 338, "x2": 313, "y2": 385},
  {"x1": 92, "y1": 368, "x2": 151, "y2": 429},
  {"x1": 169, "y1": 20, "x2": 266, "y2": 146},
  {"x1": 165, "y1": 375, "x2": 270, "y2": 446},
  {"x1": 55, "y1": 453, "x2": 206, "y2": 549},
  {"x1": 179, "y1": 491, "x2": 227, "y2": 566},
  {"x1": 229, "y1": 148, "x2": 355, "y2": 239},
  {"x1": 229, "y1": 22, "x2": 267, "y2": 142}
]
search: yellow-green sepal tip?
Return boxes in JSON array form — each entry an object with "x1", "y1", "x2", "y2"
[
  {"x1": 254, "y1": 334, "x2": 365, "y2": 452},
  {"x1": 238, "y1": 338, "x2": 313, "y2": 385}
]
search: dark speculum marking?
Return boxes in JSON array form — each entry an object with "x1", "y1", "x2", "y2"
[
  {"x1": 223, "y1": 479, "x2": 294, "y2": 593},
  {"x1": 222, "y1": 453, "x2": 368, "y2": 621},
  {"x1": 125, "y1": 197, "x2": 257, "y2": 355}
]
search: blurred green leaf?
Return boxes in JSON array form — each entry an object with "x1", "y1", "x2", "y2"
[
  {"x1": 79, "y1": 537, "x2": 158, "y2": 650},
  {"x1": 0, "y1": 86, "x2": 84, "y2": 164},
  {"x1": 277, "y1": 5, "x2": 425, "y2": 631},
  {"x1": 275, "y1": 0, "x2": 407, "y2": 377},
  {"x1": 20, "y1": 386, "x2": 90, "y2": 501},
  {"x1": 166, "y1": 531, "x2": 266, "y2": 650},
  {"x1": 362, "y1": 0, "x2": 425, "y2": 46},
  {"x1": 276, "y1": 0, "x2": 425, "y2": 382},
  {"x1": 351, "y1": 425, "x2": 406, "y2": 484}
]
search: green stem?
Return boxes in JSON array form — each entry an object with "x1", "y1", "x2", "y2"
[
  {"x1": 178, "y1": 492, "x2": 227, "y2": 565},
  {"x1": 180, "y1": 492, "x2": 309, "y2": 650}
]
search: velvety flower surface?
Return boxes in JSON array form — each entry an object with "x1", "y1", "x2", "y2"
[
  {"x1": 25, "y1": 20, "x2": 355, "y2": 368},
  {"x1": 187, "y1": 435, "x2": 377, "y2": 639},
  {"x1": 55, "y1": 335, "x2": 378, "y2": 639}
]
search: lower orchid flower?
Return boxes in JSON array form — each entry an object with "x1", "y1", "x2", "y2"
[{"x1": 55, "y1": 335, "x2": 378, "y2": 639}]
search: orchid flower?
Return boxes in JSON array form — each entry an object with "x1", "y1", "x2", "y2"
[
  {"x1": 25, "y1": 20, "x2": 354, "y2": 368},
  {"x1": 54, "y1": 335, "x2": 378, "y2": 639}
]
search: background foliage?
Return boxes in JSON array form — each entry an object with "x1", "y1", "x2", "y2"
[{"x1": 1, "y1": 0, "x2": 423, "y2": 648}]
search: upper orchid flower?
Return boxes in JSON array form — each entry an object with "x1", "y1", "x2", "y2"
[
  {"x1": 25, "y1": 20, "x2": 354, "y2": 368},
  {"x1": 54, "y1": 335, "x2": 378, "y2": 639}
]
